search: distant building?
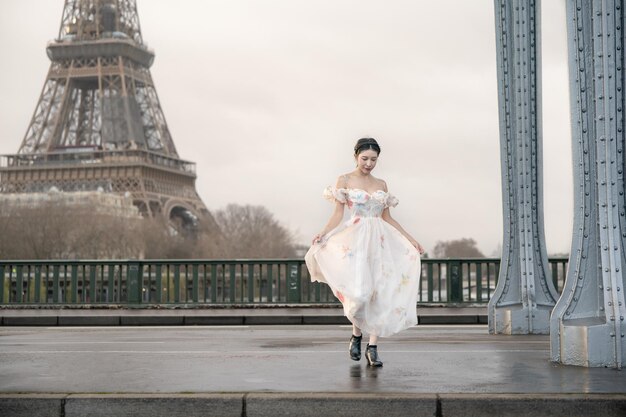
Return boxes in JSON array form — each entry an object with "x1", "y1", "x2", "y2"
[{"x1": 0, "y1": 188, "x2": 141, "y2": 219}]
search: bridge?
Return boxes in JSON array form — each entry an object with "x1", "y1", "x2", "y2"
[
  {"x1": 1, "y1": 257, "x2": 626, "y2": 417},
  {"x1": 3, "y1": 0, "x2": 626, "y2": 415}
]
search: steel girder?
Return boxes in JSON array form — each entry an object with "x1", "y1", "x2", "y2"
[
  {"x1": 550, "y1": 0, "x2": 626, "y2": 369},
  {"x1": 489, "y1": 0, "x2": 559, "y2": 335},
  {"x1": 57, "y1": 0, "x2": 143, "y2": 43}
]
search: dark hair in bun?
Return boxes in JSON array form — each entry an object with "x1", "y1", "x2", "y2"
[{"x1": 354, "y1": 137, "x2": 381, "y2": 156}]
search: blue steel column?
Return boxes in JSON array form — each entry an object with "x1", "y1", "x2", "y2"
[
  {"x1": 489, "y1": 0, "x2": 559, "y2": 335},
  {"x1": 550, "y1": 0, "x2": 626, "y2": 368}
]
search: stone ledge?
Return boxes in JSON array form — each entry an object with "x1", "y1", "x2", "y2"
[
  {"x1": 243, "y1": 315, "x2": 303, "y2": 325},
  {"x1": 0, "y1": 394, "x2": 66, "y2": 417},
  {"x1": 245, "y1": 393, "x2": 436, "y2": 417},
  {"x1": 2, "y1": 393, "x2": 625, "y2": 417},
  {"x1": 0, "y1": 313, "x2": 486, "y2": 326},
  {"x1": 1, "y1": 316, "x2": 58, "y2": 326},
  {"x1": 418, "y1": 315, "x2": 481, "y2": 325},
  {"x1": 302, "y1": 315, "x2": 351, "y2": 325},
  {"x1": 119, "y1": 316, "x2": 184, "y2": 326},
  {"x1": 183, "y1": 316, "x2": 244, "y2": 325},
  {"x1": 65, "y1": 394, "x2": 244, "y2": 417},
  {"x1": 58, "y1": 316, "x2": 120, "y2": 326},
  {"x1": 439, "y1": 393, "x2": 626, "y2": 417}
]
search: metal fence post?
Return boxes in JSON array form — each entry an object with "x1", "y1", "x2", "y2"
[
  {"x1": 0, "y1": 265, "x2": 4, "y2": 304},
  {"x1": 287, "y1": 262, "x2": 301, "y2": 303},
  {"x1": 449, "y1": 261, "x2": 463, "y2": 303},
  {"x1": 15, "y1": 266, "x2": 23, "y2": 303},
  {"x1": 127, "y1": 262, "x2": 142, "y2": 305}
]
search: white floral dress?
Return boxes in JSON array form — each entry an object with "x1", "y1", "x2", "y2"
[{"x1": 305, "y1": 187, "x2": 421, "y2": 337}]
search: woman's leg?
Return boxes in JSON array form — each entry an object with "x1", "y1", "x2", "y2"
[
  {"x1": 366, "y1": 334, "x2": 382, "y2": 367},
  {"x1": 349, "y1": 325, "x2": 362, "y2": 361}
]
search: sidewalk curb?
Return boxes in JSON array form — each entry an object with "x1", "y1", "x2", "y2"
[
  {"x1": 0, "y1": 314, "x2": 485, "y2": 326},
  {"x1": 1, "y1": 393, "x2": 625, "y2": 417}
]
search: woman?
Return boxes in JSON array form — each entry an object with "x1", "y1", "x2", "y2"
[{"x1": 305, "y1": 137, "x2": 424, "y2": 367}]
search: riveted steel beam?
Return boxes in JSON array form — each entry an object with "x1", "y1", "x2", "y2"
[
  {"x1": 550, "y1": 0, "x2": 626, "y2": 369},
  {"x1": 489, "y1": 0, "x2": 559, "y2": 335}
]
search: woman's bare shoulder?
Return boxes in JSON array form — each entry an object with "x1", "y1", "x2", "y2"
[
  {"x1": 371, "y1": 176, "x2": 388, "y2": 191},
  {"x1": 335, "y1": 173, "x2": 353, "y2": 188}
]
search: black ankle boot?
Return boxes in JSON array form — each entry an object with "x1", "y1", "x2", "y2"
[
  {"x1": 365, "y1": 344, "x2": 383, "y2": 367},
  {"x1": 349, "y1": 334, "x2": 362, "y2": 361}
]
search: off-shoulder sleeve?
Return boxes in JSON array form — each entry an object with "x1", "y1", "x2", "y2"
[
  {"x1": 323, "y1": 186, "x2": 347, "y2": 204},
  {"x1": 384, "y1": 193, "x2": 399, "y2": 208}
]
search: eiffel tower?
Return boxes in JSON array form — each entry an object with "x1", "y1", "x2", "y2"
[{"x1": 0, "y1": 0, "x2": 210, "y2": 230}]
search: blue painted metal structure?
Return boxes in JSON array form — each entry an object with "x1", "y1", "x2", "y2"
[
  {"x1": 489, "y1": 0, "x2": 559, "y2": 335},
  {"x1": 550, "y1": 0, "x2": 626, "y2": 369}
]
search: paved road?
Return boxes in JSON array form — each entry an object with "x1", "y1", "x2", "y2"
[{"x1": 0, "y1": 324, "x2": 624, "y2": 394}]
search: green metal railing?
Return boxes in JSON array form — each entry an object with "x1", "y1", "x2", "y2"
[{"x1": 0, "y1": 258, "x2": 569, "y2": 306}]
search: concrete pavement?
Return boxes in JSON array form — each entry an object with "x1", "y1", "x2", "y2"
[{"x1": 1, "y1": 324, "x2": 625, "y2": 416}]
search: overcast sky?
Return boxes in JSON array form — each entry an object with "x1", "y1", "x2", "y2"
[{"x1": 0, "y1": 0, "x2": 572, "y2": 256}]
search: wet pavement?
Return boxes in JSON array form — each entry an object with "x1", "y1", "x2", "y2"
[{"x1": 0, "y1": 324, "x2": 624, "y2": 394}]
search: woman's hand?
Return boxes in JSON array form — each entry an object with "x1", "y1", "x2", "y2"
[
  {"x1": 417, "y1": 242, "x2": 425, "y2": 255},
  {"x1": 312, "y1": 233, "x2": 324, "y2": 245},
  {"x1": 409, "y1": 238, "x2": 425, "y2": 255}
]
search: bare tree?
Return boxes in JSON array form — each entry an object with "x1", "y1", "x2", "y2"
[
  {"x1": 0, "y1": 201, "x2": 146, "y2": 260},
  {"x1": 141, "y1": 216, "x2": 220, "y2": 259},
  {"x1": 68, "y1": 213, "x2": 145, "y2": 259},
  {"x1": 0, "y1": 201, "x2": 296, "y2": 260},
  {"x1": 212, "y1": 204, "x2": 296, "y2": 258},
  {"x1": 433, "y1": 238, "x2": 485, "y2": 258},
  {"x1": 1, "y1": 201, "x2": 71, "y2": 259}
]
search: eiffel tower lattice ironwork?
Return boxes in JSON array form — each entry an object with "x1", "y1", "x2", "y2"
[{"x1": 0, "y1": 0, "x2": 210, "y2": 228}]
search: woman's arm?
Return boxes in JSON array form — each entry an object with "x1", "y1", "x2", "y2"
[
  {"x1": 312, "y1": 202, "x2": 345, "y2": 244},
  {"x1": 382, "y1": 208, "x2": 425, "y2": 254},
  {"x1": 312, "y1": 176, "x2": 348, "y2": 244}
]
